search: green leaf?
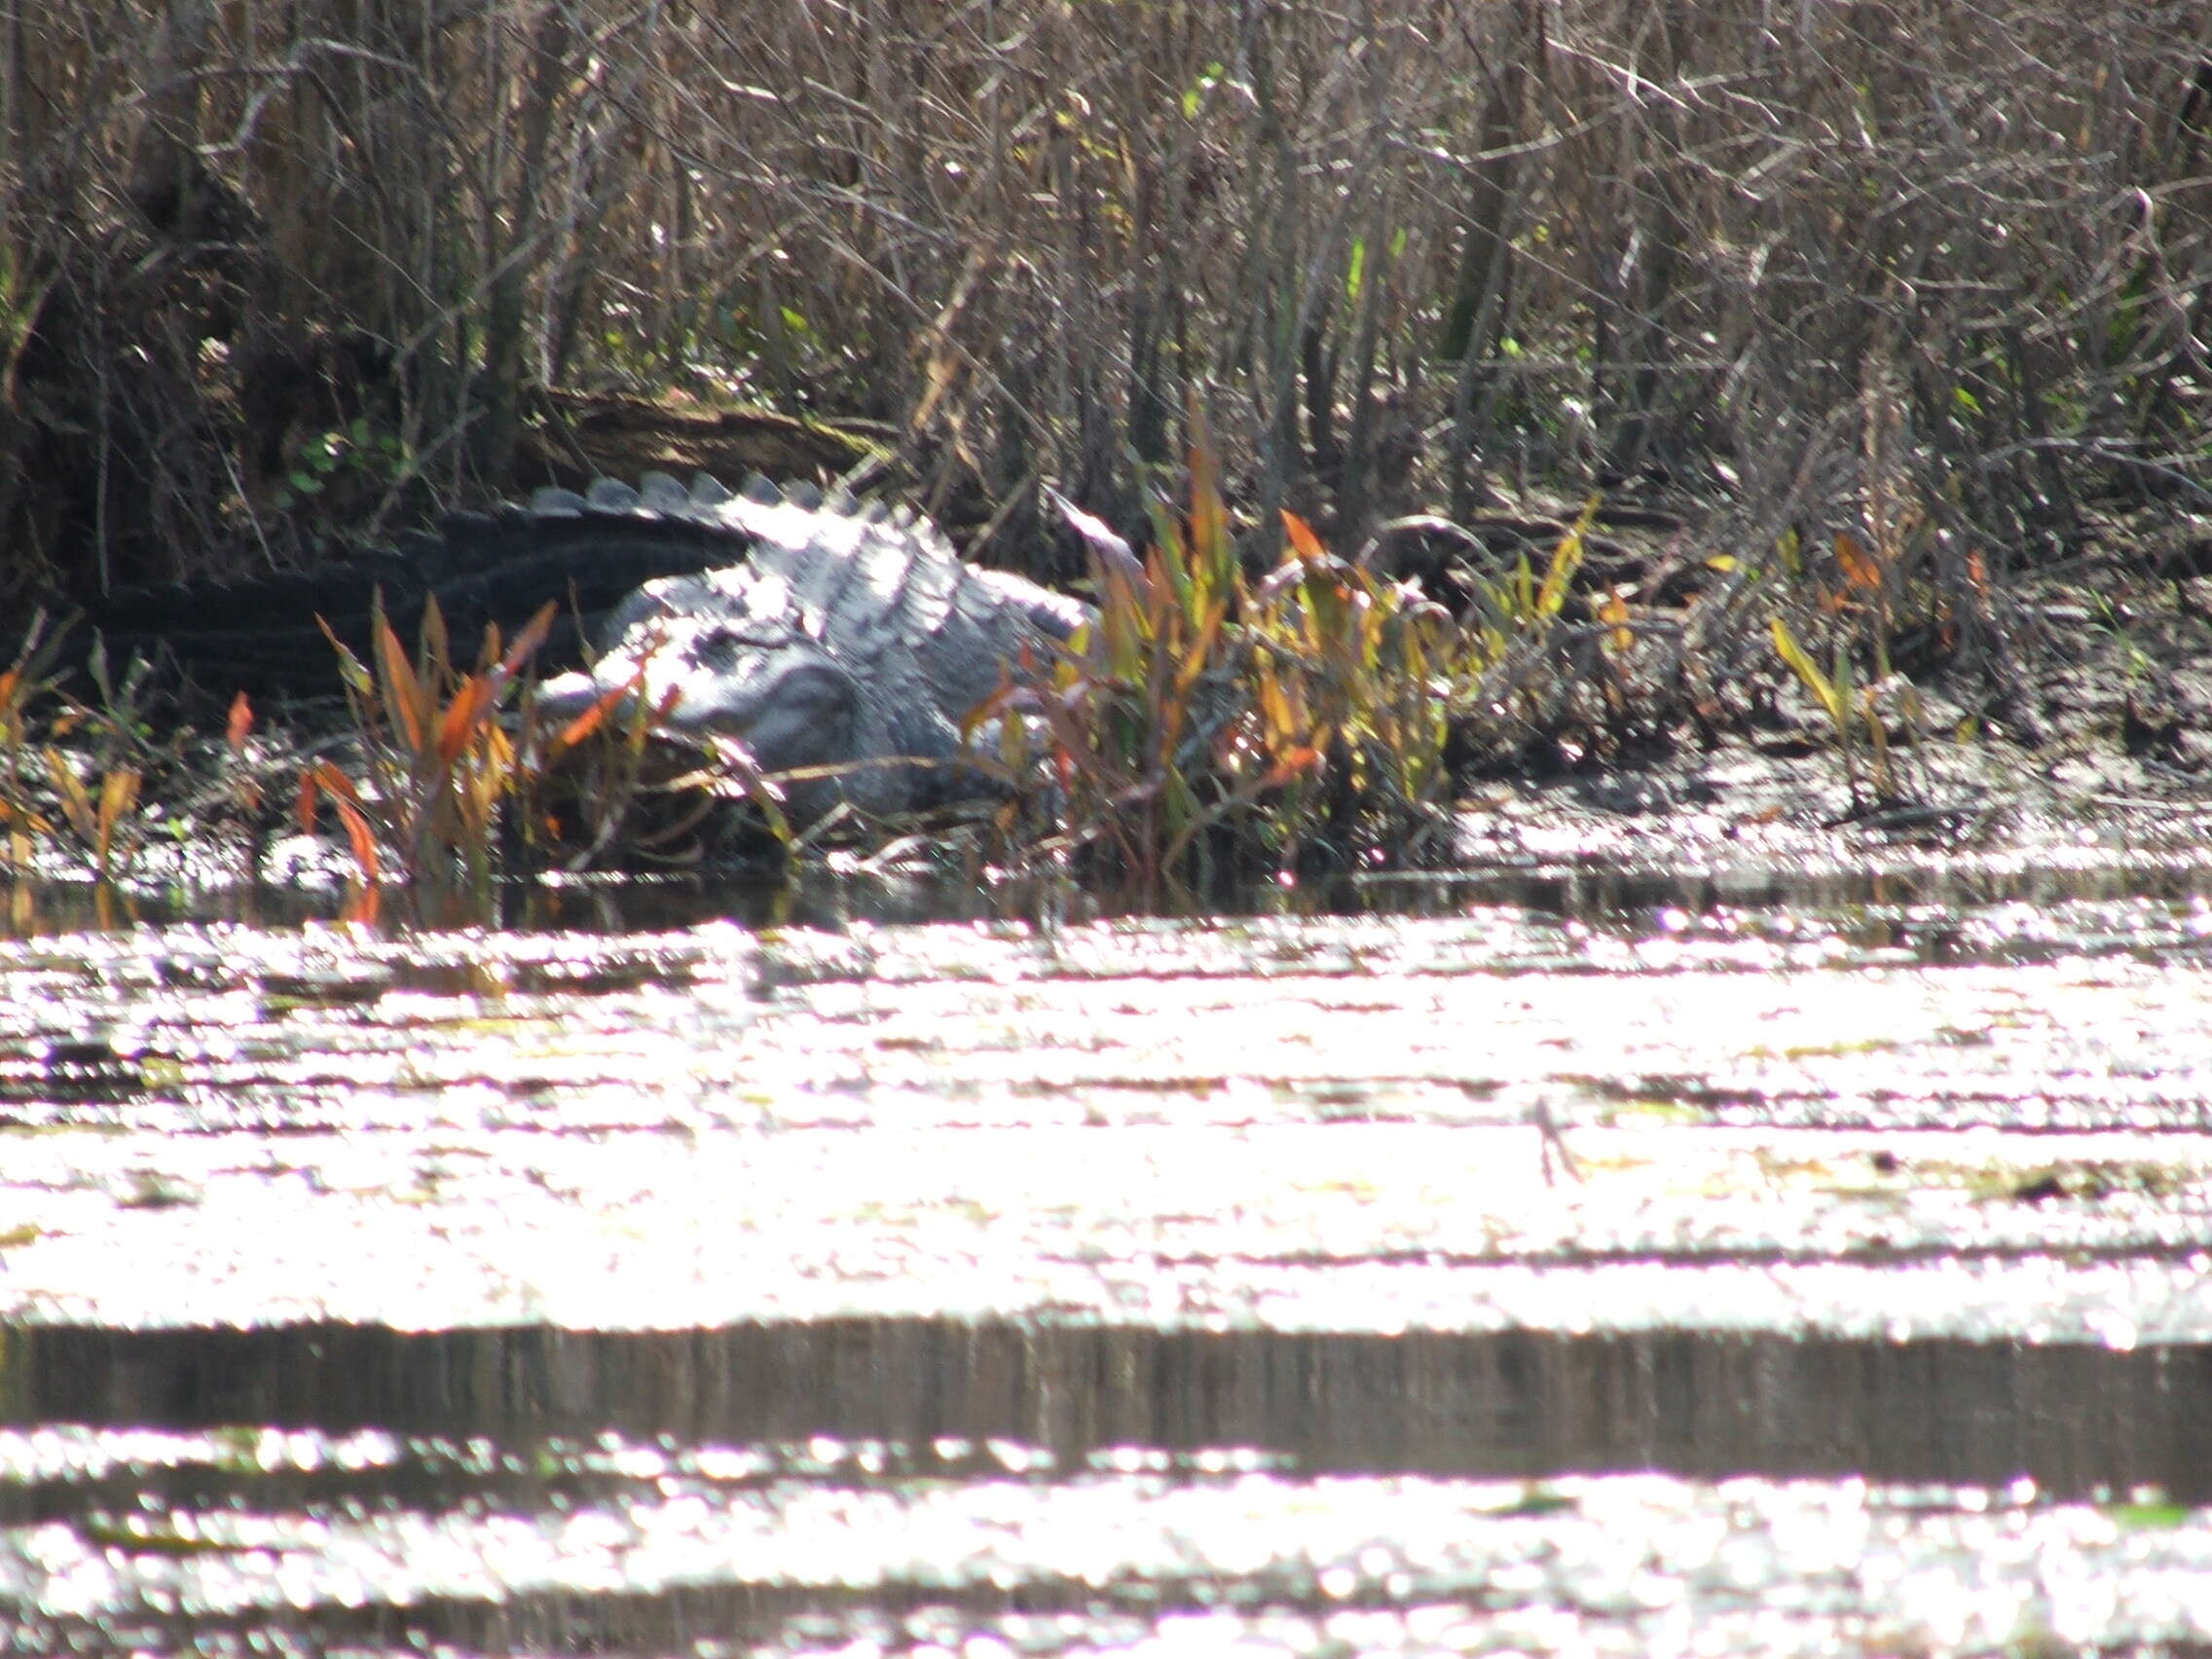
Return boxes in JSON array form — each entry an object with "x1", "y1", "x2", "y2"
[{"x1": 2108, "y1": 1500, "x2": 2190, "y2": 1530}]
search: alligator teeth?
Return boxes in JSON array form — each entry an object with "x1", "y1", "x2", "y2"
[
  {"x1": 741, "y1": 473, "x2": 781, "y2": 504},
  {"x1": 689, "y1": 472, "x2": 733, "y2": 506},
  {"x1": 782, "y1": 481, "x2": 824, "y2": 510},
  {"x1": 825, "y1": 484, "x2": 859, "y2": 516},
  {"x1": 586, "y1": 478, "x2": 644, "y2": 511},
  {"x1": 529, "y1": 487, "x2": 590, "y2": 516}
]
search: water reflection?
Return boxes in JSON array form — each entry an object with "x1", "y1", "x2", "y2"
[{"x1": 14, "y1": 831, "x2": 2212, "y2": 940}]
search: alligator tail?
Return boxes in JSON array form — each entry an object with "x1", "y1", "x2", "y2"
[{"x1": 77, "y1": 473, "x2": 776, "y2": 701}]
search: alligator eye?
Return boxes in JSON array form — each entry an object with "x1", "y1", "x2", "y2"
[{"x1": 694, "y1": 629, "x2": 749, "y2": 672}]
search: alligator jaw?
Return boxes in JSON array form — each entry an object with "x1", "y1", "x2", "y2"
[{"x1": 536, "y1": 640, "x2": 863, "y2": 812}]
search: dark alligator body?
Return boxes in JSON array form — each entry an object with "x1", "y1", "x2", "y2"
[{"x1": 88, "y1": 472, "x2": 1105, "y2": 825}]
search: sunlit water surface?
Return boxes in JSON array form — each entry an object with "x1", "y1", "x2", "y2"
[{"x1": 5, "y1": 845, "x2": 2212, "y2": 1655}]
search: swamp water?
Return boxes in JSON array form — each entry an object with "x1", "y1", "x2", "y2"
[{"x1": 3, "y1": 839, "x2": 2212, "y2": 1655}]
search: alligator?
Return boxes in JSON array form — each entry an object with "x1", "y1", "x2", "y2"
[
  {"x1": 85, "y1": 472, "x2": 1129, "y2": 829},
  {"x1": 525, "y1": 473, "x2": 1100, "y2": 826}
]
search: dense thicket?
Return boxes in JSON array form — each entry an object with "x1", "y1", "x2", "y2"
[{"x1": 3, "y1": 0, "x2": 2207, "y2": 598}]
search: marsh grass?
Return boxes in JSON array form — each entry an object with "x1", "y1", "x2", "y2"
[{"x1": 294, "y1": 586, "x2": 767, "y2": 908}]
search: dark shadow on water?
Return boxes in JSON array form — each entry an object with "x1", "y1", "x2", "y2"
[{"x1": 5, "y1": 1319, "x2": 2206, "y2": 1501}]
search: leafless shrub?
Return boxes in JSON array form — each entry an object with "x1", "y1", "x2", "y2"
[{"x1": 3, "y1": 0, "x2": 2204, "y2": 642}]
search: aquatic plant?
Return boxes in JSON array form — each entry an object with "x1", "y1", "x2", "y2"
[
  {"x1": 1770, "y1": 608, "x2": 1899, "y2": 809},
  {"x1": 1762, "y1": 500, "x2": 1973, "y2": 811},
  {"x1": 0, "y1": 619, "x2": 156, "y2": 884},
  {"x1": 301, "y1": 588, "x2": 698, "y2": 904},
  {"x1": 303, "y1": 595, "x2": 560, "y2": 898},
  {"x1": 0, "y1": 615, "x2": 64, "y2": 871},
  {"x1": 993, "y1": 431, "x2": 1470, "y2": 903}
]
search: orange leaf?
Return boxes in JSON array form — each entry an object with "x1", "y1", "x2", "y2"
[
  {"x1": 1597, "y1": 588, "x2": 1634, "y2": 652},
  {"x1": 95, "y1": 768, "x2": 140, "y2": 862},
  {"x1": 226, "y1": 691, "x2": 254, "y2": 751},
  {"x1": 500, "y1": 602, "x2": 559, "y2": 678},
  {"x1": 554, "y1": 678, "x2": 638, "y2": 750},
  {"x1": 1280, "y1": 509, "x2": 1328, "y2": 565},
  {"x1": 43, "y1": 752, "x2": 94, "y2": 840},
  {"x1": 329, "y1": 794, "x2": 382, "y2": 885},
  {"x1": 298, "y1": 761, "x2": 376, "y2": 877},
  {"x1": 436, "y1": 676, "x2": 496, "y2": 766},
  {"x1": 1834, "y1": 530, "x2": 1883, "y2": 591},
  {"x1": 306, "y1": 757, "x2": 365, "y2": 807},
  {"x1": 372, "y1": 614, "x2": 425, "y2": 751}
]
